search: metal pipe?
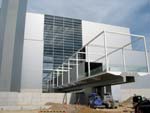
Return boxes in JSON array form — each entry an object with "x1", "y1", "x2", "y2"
[
  {"x1": 53, "y1": 72, "x2": 55, "y2": 88},
  {"x1": 49, "y1": 76, "x2": 51, "y2": 90},
  {"x1": 104, "y1": 31, "x2": 109, "y2": 71},
  {"x1": 63, "y1": 63, "x2": 77, "y2": 66},
  {"x1": 76, "y1": 53, "x2": 79, "y2": 80},
  {"x1": 143, "y1": 36, "x2": 150, "y2": 72},
  {"x1": 44, "y1": 69, "x2": 68, "y2": 72},
  {"x1": 62, "y1": 65, "x2": 64, "y2": 85},
  {"x1": 57, "y1": 70, "x2": 59, "y2": 87},
  {"x1": 50, "y1": 30, "x2": 145, "y2": 80},
  {"x1": 95, "y1": 37, "x2": 142, "y2": 62},
  {"x1": 69, "y1": 59, "x2": 86, "y2": 61},
  {"x1": 105, "y1": 31, "x2": 145, "y2": 38},
  {"x1": 87, "y1": 46, "x2": 91, "y2": 76},
  {"x1": 56, "y1": 31, "x2": 105, "y2": 69},
  {"x1": 122, "y1": 48, "x2": 126, "y2": 71},
  {"x1": 68, "y1": 61, "x2": 70, "y2": 84}
]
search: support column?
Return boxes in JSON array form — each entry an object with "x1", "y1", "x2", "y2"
[
  {"x1": 68, "y1": 61, "x2": 70, "y2": 84},
  {"x1": 0, "y1": 0, "x2": 28, "y2": 91}
]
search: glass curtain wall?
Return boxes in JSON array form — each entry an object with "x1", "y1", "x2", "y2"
[{"x1": 43, "y1": 15, "x2": 82, "y2": 91}]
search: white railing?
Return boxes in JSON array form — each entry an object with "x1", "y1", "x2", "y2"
[{"x1": 47, "y1": 31, "x2": 149, "y2": 89}]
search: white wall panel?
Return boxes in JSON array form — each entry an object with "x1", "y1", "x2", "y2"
[
  {"x1": 21, "y1": 12, "x2": 44, "y2": 92},
  {"x1": 24, "y1": 13, "x2": 44, "y2": 40},
  {"x1": 21, "y1": 40, "x2": 43, "y2": 92},
  {"x1": 82, "y1": 21, "x2": 132, "y2": 63},
  {"x1": 82, "y1": 20, "x2": 130, "y2": 46}
]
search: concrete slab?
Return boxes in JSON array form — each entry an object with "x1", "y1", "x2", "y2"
[{"x1": 0, "y1": 105, "x2": 51, "y2": 110}]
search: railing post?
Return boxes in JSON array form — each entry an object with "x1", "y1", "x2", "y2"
[
  {"x1": 62, "y1": 65, "x2": 64, "y2": 86},
  {"x1": 53, "y1": 72, "x2": 55, "y2": 88},
  {"x1": 104, "y1": 31, "x2": 109, "y2": 71},
  {"x1": 87, "y1": 46, "x2": 91, "y2": 76},
  {"x1": 57, "y1": 70, "x2": 59, "y2": 87},
  {"x1": 68, "y1": 60, "x2": 70, "y2": 84},
  {"x1": 49, "y1": 74, "x2": 52, "y2": 91},
  {"x1": 104, "y1": 86, "x2": 106, "y2": 94},
  {"x1": 46, "y1": 80, "x2": 48, "y2": 92},
  {"x1": 48, "y1": 79, "x2": 50, "y2": 92},
  {"x1": 122, "y1": 48, "x2": 126, "y2": 72},
  {"x1": 143, "y1": 37, "x2": 150, "y2": 72},
  {"x1": 76, "y1": 53, "x2": 79, "y2": 80}
]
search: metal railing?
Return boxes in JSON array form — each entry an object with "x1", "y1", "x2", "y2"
[{"x1": 46, "y1": 30, "x2": 150, "y2": 90}]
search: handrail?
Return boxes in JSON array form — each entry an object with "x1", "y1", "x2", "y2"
[{"x1": 47, "y1": 30, "x2": 149, "y2": 89}]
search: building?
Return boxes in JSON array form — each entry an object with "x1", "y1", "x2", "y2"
[
  {"x1": 22, "y1": 12, "x2": 131, "y2": 92},
  {"x1": 22, "y1": 12, "x2": 150, "y2": 101},
  {"x1": 0, "y1": 0, "x2": 150, "y2": 102}
]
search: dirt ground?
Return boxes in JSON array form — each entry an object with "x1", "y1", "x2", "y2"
[
  {"x1": 0, "y1": 105, "x2": 134, "y2": 113},
  {"x1": 0, "y1": 97, "x2": 134, "y2": 113},
  {"x1": 0, "y1": 107, "x2": 134, "y2": 113}
]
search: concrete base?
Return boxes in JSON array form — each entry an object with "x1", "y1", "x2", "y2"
[
  {"x1": 20, "y1": 89, "x2": 42, "y2": 93},
  {"x1": 0, "y1": 92, "x2": 75, "y2": 107},
  {"x1": 0, "y1": 105, "x2": 50, "y2": 110}
]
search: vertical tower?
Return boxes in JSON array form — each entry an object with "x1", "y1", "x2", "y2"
[{"x1": 0, "y1": 0, "x2": 28, "y2": 91}]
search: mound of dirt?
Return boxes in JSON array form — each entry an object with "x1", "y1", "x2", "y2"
[{"x1": 121, "y1": 97, "x2": 133, "y2": 107}]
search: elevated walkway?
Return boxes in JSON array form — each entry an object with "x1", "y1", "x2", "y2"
[
  {"x1": 56, "y1": 72, "x2": 137, "y2": 92},
  {"x1": 45, "y1": 31, "x2": 150, "y2": 92}
]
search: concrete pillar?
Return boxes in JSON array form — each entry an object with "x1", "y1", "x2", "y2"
[
  {"x1": 97, "y1": 87, "x2": 105, "y2": 99},
  {"x1": 105, "y1": 85, "x2": 112, "y2": 94},
  {"x1": 0, "y1": 0, "x2": 28, "y2": 91}
]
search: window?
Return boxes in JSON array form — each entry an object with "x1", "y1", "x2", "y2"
[{"x1": 43, "y1": 15, "x2": 82, "y2": 70}]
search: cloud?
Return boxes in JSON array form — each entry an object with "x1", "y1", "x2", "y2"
[
  {"x1": 0, "y1": 0, "x2": 149, "y2": 46},
  {"x1": 27, "y1": 0, "x2": 147, "y2": 22},
  {"x1": 27, "y1": 0, "x2": 150, "y2": 47}
]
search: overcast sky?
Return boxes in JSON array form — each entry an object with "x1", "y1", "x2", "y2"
[
  {"x1": 29, "y1": 0, "x2": 150, "y2": 48},
  {"x1": 0, "y1": 0, "x2": 150, "y2": 47}
]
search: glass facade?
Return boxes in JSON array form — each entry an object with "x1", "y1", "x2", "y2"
[{"x1": 43, "y1": 15, "x2": 82, "y2": 90}]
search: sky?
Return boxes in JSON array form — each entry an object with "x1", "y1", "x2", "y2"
[
  {"x1": 0, "y1": 0, "x2": 150, "y2": 48},
  {"x1": 28, "y1": 0, "x2": 150, "y2": 49}
]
